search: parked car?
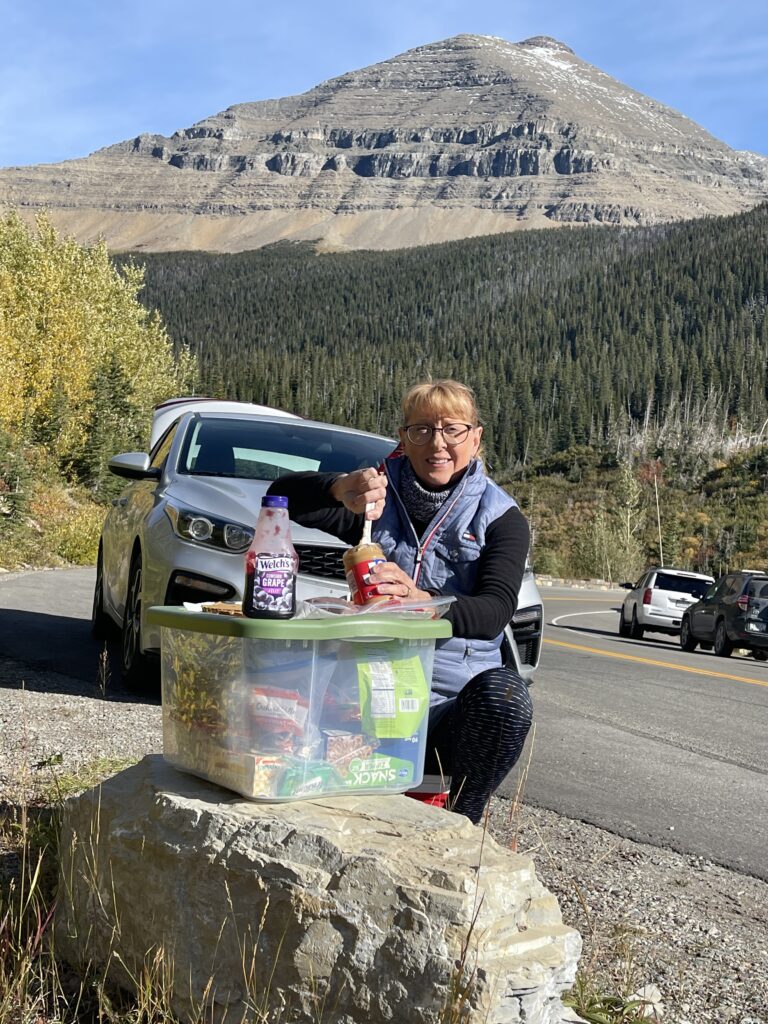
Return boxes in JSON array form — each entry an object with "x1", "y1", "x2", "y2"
[
  {"x1": 93, "y1": 399, "x2": 544, "y2": 687},
  {"x1": 680, "y1": 570, "x2": 768, "y2": 658},
  {"x1": 618, "y1": 567, "x2": 714, "y2": 639}
]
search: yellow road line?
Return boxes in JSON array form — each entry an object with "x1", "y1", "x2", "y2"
[{"x1": 544, "y1": 637, "x2": 768, "y2": 689}]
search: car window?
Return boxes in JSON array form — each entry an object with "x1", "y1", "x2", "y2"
[
  {"x1": 748, "y1": 578, "x2": 768, "y2": 599},
  {"x1": 724, "y1": 576, "x2": 743, "y2": 598},
  {"x1": 704, "y1": 577, "x2": 728, "y2": 601},
  {"x1": 652, "y1": 573, "x2": 711, "y2": 598},
  {"x1": 149, "y1": 423, "x2": 178, "y2": 471},
  {"x1": 178, "y1": 418, "x2": 395, "y2": 480}
]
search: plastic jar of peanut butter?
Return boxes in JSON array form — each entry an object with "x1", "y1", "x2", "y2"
[{"x1": 342, "y1": 542, "x2": 389, "y2": 605}]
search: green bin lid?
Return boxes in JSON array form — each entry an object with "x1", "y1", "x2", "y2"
[{"x1": 146, "y1": 605, "x2": 452, "y2": 641}]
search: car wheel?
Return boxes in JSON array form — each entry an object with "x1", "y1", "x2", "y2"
[
  {"x1": 91, "y1": 546, "x2": 114, "y2": 640},
  {"x1": 752, "y1": 650, "x2": 768, "y2": 662},
  {"x1": 629, "y1": 607, "x2": 644, "y2": 640},
  {"x1": 713, "y1": 619, "x2": 733, "y2": 658},
  {"x1": 618, "y1": 607, "x2": 631, "y2": 637},
  {"x1": 679, "y1": 616, "x2": 697, "y2": 652},
  {"x1": 121, "y1": 552, "x2": 155, "y2": 688}
]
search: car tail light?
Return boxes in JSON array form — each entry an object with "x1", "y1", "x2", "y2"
[
  {"x1": 643, "y1": 588, "x2": 652, "y2": 605},
  {"x1": 737, "y1": 594, "x2": 749, "y2": 612}
]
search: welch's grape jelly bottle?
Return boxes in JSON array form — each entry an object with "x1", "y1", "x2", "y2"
[{"x1": 242, "y1": 496, "x2": 299, "y2": 619}]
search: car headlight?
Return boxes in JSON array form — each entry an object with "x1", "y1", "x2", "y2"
[
  {"x1": 165, "y1": 503, "x2": 254, "y2": 552},
  {"x1": 512, "y1": 605, "x2": 542, "y2": 626}
]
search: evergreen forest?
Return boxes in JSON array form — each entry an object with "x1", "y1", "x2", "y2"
[{"x1": 124, "y1": 204, "x2": 768, "y2": 477}]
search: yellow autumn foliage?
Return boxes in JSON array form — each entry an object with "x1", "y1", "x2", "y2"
[
  {"x1": 0, "y1": 211, "x2": 194, "y2": 460},
  {"x1": 27, "y1": 482, "x2": 106, "y2": 564}
]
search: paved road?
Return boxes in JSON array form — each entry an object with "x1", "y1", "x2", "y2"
[
  {"x1": 0, "y1": 568, "x2": 105, "y2": 679},
  {"x1": 2, "y1": 570, "x2": 767, "y2": 878},
  {"x1": 497, "y1": 585, "x2": 768, "y2": 880},
  {"x1": 0, "y1": 567, "x2": 145, "y2": 702}
]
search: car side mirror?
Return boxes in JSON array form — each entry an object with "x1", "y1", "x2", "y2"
[
  {"x1": 619, "y1": 581, "x2": 633, "y2": 590},
  {"x1": 108, "y1": 453, "x2": 161, "y2": 480}
]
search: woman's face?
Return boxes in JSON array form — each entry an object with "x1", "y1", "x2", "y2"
[{"x1": 399, "y1": 405, "x2": 482, "y2": 488}]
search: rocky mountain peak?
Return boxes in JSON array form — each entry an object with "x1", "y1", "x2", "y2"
[
  {"x1": 518, "y1": 36, "x2": 576, "y2": 54},
  {"x1": 1, "y1": 34, "x2": 766, "y2": 253}
]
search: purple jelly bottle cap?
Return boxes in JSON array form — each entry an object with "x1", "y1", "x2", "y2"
[{"x1": 261, "y1": 495, "x2": 288, "y2": 508}]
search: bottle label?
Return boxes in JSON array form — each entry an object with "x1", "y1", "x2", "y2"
[
  {"x1": 345, "y1": 557, "x2": 386, "y2": 605},
  {"x1": 248, "y1": 553, "x2": 296, "y2": 615}
]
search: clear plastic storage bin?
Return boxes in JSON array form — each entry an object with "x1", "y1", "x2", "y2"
[{"x1": 146, "y1": 606, "x2": 451, "y2": 802}]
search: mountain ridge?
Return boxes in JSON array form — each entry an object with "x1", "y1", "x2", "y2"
[{"x1": 2, "y1": 33, "x2": 767, "y2": 252}]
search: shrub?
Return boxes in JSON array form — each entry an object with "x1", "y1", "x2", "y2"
[
  {"x1": 0, "y1": 427, "x2": 32, "y2": 524},
  {"x1": 533, "y1": 548, "x2": 564, "y2": 577},
  {"x1": 47, "y1": 503, "x2": 105, "y2": 565},
  {"x1": 27, "y1": 483, "x2": 106, "y2": 566}
]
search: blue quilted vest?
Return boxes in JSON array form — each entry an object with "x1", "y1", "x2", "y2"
[{"x1": 373, "y1": 456, "x2": 518, "y2": 698}]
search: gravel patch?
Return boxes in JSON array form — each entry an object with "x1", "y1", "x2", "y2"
[
  {"x1": 1, "y1": 655, "x2": 766, "y2": 1023},
  {"x1": 488, "y1": 799, "x2": 768, "y2": 1024},
  {"x1": 0, "y1": 655, "x2": 163, "y2": 799}
]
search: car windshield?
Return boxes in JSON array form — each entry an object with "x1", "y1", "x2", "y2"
[
  {"x1": 653, "y1": 573, "x2": 711, "y2": 598},
  {"x1": 747, "y1": 578, "x2": 768, "y2": 599},
  {"x1": 178, "y1": 417, "x2": 395, "y2": 480}
]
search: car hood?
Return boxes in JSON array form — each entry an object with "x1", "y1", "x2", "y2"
[{"x1": 165, "y1": 476, "x2": 346, "y2": 548}]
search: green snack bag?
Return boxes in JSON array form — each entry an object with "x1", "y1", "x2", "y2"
[
  {"x1": 278, "y1": 761, "x2": 343, "y2": 798},
  {"x1": 344, "y1": 754, "x2": 416, "y2": 789},
  {"x1": 357, "y1": 647, "x2": 429, "y2": 739}
]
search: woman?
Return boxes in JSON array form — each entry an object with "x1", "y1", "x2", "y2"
[{"x1": 268, "y1": 379, "x2": 533, "y2": 824}]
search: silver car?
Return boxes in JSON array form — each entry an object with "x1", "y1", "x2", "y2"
[
  {"x1": 618, "y1": 566, "x2": 714, "y2": 639},
  {"x1": 93, "y1": 400, "x2": 543, "y2": 687}
]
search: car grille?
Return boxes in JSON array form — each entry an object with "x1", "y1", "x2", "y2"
[
  {"x1": 295, "y1": 545, "x2": 346, "y2": 580},
  {"x1": 515, "y1": 631, "x2": 541, "y2": 668},
  {"x1": 512, "y1": 605, "x2": 543, "y2": 668}
]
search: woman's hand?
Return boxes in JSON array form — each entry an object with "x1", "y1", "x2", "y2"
[
  {"x1": 330, "y1": 468, "x2": 387, "y2": 518},
  {"x1": 368, "y1": 561, "x2": 429, "y2": 602}
]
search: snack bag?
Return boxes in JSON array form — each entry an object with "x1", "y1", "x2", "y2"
[
  {"x1": 278, "y1": 762, "x2": 344, "y2": 798},
  {"x1": 250, "y1": 686, "x2": 309, "y2": 753},
  {"x1": 342, "y1": 753, "x2": 418, "y2": 789},
  {"x1": 356, "y1": 649, "x2": 429, "y2": 739}
]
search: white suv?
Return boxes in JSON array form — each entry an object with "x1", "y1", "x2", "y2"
[{"x1": 619, "y1": 567, "x2": 714, "y2": 639}]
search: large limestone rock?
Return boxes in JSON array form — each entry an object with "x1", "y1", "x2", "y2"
[
  {"x1": 2, "y1": 34, "x2": 766, "y2": 253},
  {"x1": 55, "y1": 755, "x2": 581, "y2": 1023}
]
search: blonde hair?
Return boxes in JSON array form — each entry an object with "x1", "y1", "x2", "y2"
[{"x1": 401, "y1": 379, "x2": 481, "y2": 427}]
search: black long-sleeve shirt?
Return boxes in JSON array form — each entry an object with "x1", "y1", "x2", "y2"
[{"x1": 268, "y1": 471, "x2": 530, "y2": 641}]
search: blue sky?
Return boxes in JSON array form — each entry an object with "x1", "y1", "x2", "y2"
[{"x1": 1, "y1": 0, "x2": 766, "y2": 168}]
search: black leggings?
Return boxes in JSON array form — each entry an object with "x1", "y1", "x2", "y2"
[{"x1": 424, "y1": 667, "x2": 533, "y2": 825}]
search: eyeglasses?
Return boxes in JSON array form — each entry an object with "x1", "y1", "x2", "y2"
[{"x1": 404, "y1": 423, "x2": 474, "y2": 446}]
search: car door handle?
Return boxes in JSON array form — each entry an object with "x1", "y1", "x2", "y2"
[{"x1": 111, "y1": 497, "x2": 128, "y2": 507}]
